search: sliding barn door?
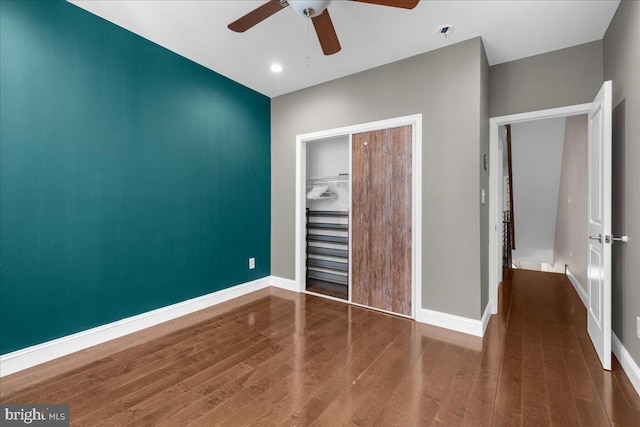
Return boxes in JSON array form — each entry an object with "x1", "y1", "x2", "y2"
[{"x1": 352, "y1": 125, "x2": 412, "y2": 316}]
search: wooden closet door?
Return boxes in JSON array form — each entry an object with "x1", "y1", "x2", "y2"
[{"x1": 351, "y1": 125, "x2": 412, "y2": 316}]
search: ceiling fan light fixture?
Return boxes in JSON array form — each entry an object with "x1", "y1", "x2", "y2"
[{"x1": 289, "y1": 0, "x2": 331, "y2": 18}]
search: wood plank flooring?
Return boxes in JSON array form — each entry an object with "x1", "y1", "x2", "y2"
[{"x1": 2, "y1": 269, "x2": 639, "y2": 426}]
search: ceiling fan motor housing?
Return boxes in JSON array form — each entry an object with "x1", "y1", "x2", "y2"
[{"x1": 288, "y1": 0, "x2": 332, "y2": 17}]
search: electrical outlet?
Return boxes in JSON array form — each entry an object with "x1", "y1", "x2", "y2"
[
  {"x1": 249, "y1": 257, "x2": 255, "y2": 270},
  {"x1": 637, "y1": 316, "x2": 640, "y2": 340}
]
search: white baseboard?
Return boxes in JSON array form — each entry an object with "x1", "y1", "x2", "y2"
[
  {"x1": 481, "y1": 303, "x2": 492, "y2": 336},
  {"x1": 0, "y1": 276, "x2": 271, "y2": 377},
  {"x1": 270, "y1": 276, "x2": 299, "y2": 292},
  {"x1": 612, "y1": 333, "x2": 640, "y2": 397},
  {"x1": 416, "y1": 307, "x2": 486, "y2": 337},
  {"x1": 566, "y1": 268, "x2": 588, "y2": 307}
]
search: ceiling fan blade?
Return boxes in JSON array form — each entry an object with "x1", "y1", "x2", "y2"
[
  {"x1": 347, "y1": 0, "x2": 419, "y2": 9},
  {"x1": 228, "y1": 0, "x2": 288, "y2": 33},
  {"x1": 312, "y1": 9, "x2": 341, "y2": 55}
]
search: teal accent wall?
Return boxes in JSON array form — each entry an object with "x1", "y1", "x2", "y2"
[{"x1": 0, "y1": 0, "x2": 271, "y2": 354}]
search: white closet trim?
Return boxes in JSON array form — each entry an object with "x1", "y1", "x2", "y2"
[{"x1": 294, "y1": 114, "x2": 423, "y2": 319}]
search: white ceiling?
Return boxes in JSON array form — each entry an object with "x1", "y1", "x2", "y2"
[{"x1": 69, "y1": 0, "x2": 620, "y2": 98}]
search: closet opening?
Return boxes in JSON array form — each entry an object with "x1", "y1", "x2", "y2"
[{"x1": 305, "y1": 136, "x2": 351, "y2": 300}]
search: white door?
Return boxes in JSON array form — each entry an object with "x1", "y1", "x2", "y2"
[{"x1": 587, "y1": 80, "x2": 612, "y2": 370}]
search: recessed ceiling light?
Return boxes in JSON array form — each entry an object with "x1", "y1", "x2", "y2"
[{"x1": 270, "y1": 64, "x2": 283, "y2": 73}]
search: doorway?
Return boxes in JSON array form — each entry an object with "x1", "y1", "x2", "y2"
[
  {"x1": 295, "y1": 114, "x2": 423, "y2": 319},
  {"x1": 489, "y1": 103, "x2": 593, "y2": 314},
  {"x1": 503, "y1": 117, "x2": 576, "y2": 273},
  {"x1": 490, "y1": 80, "x2": 613, "y2": 371}
]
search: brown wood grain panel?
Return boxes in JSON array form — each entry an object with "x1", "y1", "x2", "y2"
[{"x1": 352, "y1": 125, "x2": 412, "y2": 316}]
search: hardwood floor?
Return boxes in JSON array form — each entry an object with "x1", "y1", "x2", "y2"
[{"x1": 2, "y1": 270, "x2": 639, "y2": 426}]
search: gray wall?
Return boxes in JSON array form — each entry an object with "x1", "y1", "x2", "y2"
[
  {"x1": 604, "y1": 0, "x2": 640, "y2": 368},
  {"x1": 511, "y1": 118, "x2": 566, "y2": 264},
  {"x1": 272, "y1": 37, "x2": 489, "y2": 320},
  {"x1": 490, "y1": 41, "x2": 603, "y2": 117},
  {"x1": 553, "y1": 115, "x2": 588, "y2": 290},
  {"x1": 479, "y1": 45, "x2": 490, "y2": 313}
]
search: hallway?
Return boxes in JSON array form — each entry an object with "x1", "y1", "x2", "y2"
[{"x1": 490, "y1": 269, "x2": 639, "y2": 425}]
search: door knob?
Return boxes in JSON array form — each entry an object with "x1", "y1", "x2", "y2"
[{"x1": 589, "y1": 234, "x2": 629, "y2": 244}]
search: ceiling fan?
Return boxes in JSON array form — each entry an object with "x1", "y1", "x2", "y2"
[{"x1": 228, "y1": 0, "x2": 420, "y2": 56}]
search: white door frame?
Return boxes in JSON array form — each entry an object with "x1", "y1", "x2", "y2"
[
  {"x1": 488, "y1": 104, "x2": 591, "y2": 314},
  {"x1": 295, "y1": 114, "x2": 423, "y2": 319}
]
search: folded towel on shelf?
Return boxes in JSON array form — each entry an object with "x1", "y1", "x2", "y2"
[{"x1": 307, "y1": 184, "x2": 330, "y2": 200}]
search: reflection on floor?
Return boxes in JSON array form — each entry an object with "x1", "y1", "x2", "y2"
[{"x1": 306, "y1": 278, "x2": 348, "y2": 300}]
